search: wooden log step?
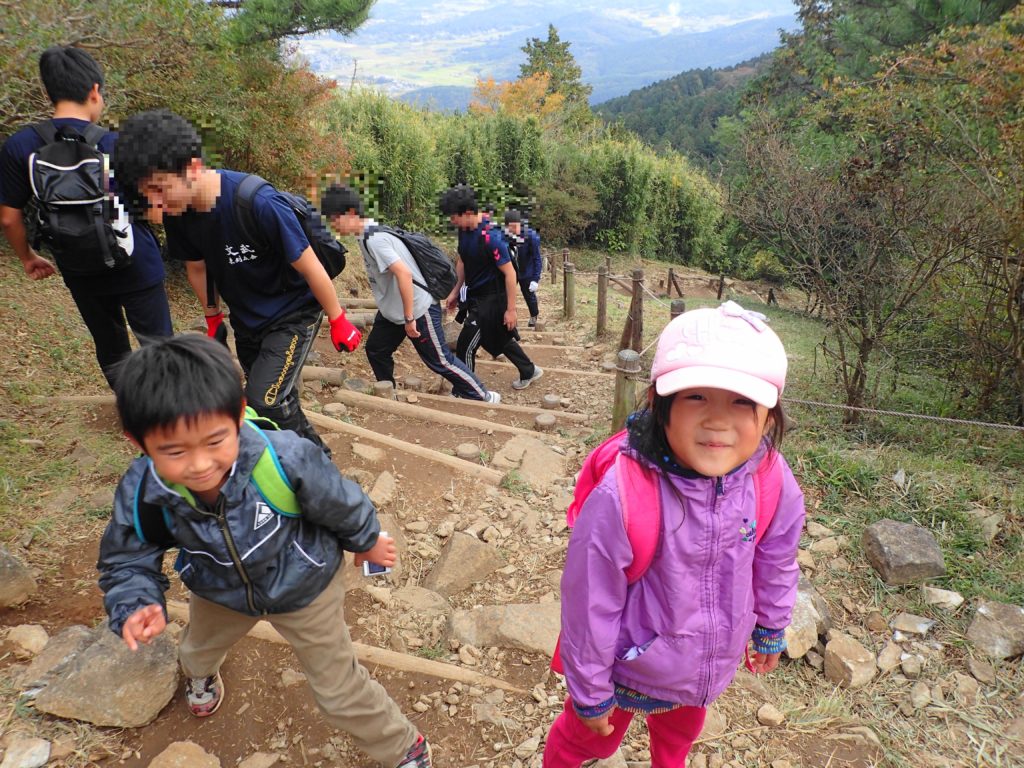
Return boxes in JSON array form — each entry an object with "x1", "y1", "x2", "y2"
[
  {"x1": 304, "y1": 410, "x2": 504, "y2": 484},
  {"x1": 396, "y1": 391, "x2": 591, "y2": 423},
  {"x1": 339, "y1": 297, "x2": 379, "y2": 309},
  {"x1": 166, "y1": 600, "x2": 525, "y2": 694},
  {"x1": 473, "y1": 359, "x2": 614, "y2": 379},
  {"x1": 332, "y1": 390, "x2": 537, "y2": 437}
]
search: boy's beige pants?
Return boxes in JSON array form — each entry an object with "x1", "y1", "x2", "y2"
[{"x1": 178, "y1": 568, "x2": 418, "y2": 767}]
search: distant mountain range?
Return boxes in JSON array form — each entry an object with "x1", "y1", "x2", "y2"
[{"x1": 297, "y1": 1, "x2": 797, "y2": 111}]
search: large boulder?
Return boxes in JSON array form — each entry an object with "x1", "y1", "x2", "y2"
[
  {"x1": 861, "y1": 519, "x2": 945, "y2": 585},
  {"x1": 32, "y1": 625, "x2": 178, "y2": 727},
  {"x1": 422, "y1": 532, "x2": 506, "y2": 596},
  {"x1": 448, "y1": 602, "x2": 560, "y2": 656},
  {"x1": 966, "y1": 600, "x2": 1024, "y2": 659},
  {"x1": 0, "y1": 546, "x2": 36, "y2": 608},
  {"x1": 490, "y1": 435, "x2": 566, "y2": 493}
]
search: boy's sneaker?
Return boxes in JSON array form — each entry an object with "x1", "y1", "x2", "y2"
[
  {"x1": 511, "y1": 365, "x2": 544, "y2": 390},
  {"x1": 528, "y1": 316, "x2": 538, "y2": 328},
  {"x1": 185, "y1": 672, "x2": 224, "y2": 717},
  {"x1": 395, "y1": 735, "x2": 432, "y2": 768},
  {"x1": 484, "y1": 391, "x2": 502, "y2": 404}
]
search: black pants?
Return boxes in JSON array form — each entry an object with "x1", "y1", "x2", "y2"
[
  {"x1": 233, "y1": 305, "x2": 327, "y2": 453},
  {"x1": 518, "y1": 277, "x2": 539, "y2": 318},
  {"x1": 455, "y1": 292, "x2": 535, "y2": 380},
  {"x1": 66, "y1": 281, "x2": 173, "y2": 389},
  {"x1": 366, "y1": 304, "x2": 489, "y2": 400}
]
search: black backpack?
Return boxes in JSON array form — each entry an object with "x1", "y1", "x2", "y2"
[
  {"x1": 234, "y1": 174, "x2": 346, "y2": 279},
  {"x1": 363, "y1": 225, "x2": 457, "y2": 301},
  {"x1": 27, "y1": 121, "x2": 133, "y2": 275}
]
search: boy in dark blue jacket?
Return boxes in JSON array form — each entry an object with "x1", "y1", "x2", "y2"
[
  {"x1": 503, "y1": 209, "x2": 543, "y2": 328},
  {"x1": 96, "y1": 335, "x2": 431, "y2": 768},
  {"x1": 440, "y1": 185, "x2": 542, "y2": 390}
]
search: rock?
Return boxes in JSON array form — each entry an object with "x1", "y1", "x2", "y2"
[
  {"x1": 785, "y1": 578, "x2": 829, "y2": 659},
  {"x1": 323, "y1": 402, "x2": 348, "y2": 418},
  {"x1": 891, "y1": 613, "x2": 935, "y2": 636},
  {"x1": 861, "y1": 519, "x2": 946, "y2": 585},
  {"x1": 21, "y1": 626, "x2": 93, "y2": 685},
  {"x1": 702, "y1": 705, "x2": 727, "y2": 739},
  {"x1": 148, "y1": 741, "x2": 221, "y2": 768},
  {"x1": 449, "y1": 602, "x2": 560, "y2": 655},
  {"x1": 965, "y1": 505, "x2": 1004, "y2": 544},
  {"x1": 966, "y1": 600, "x2": 1024, "y2": 659},
  {"x1": 6, "y1": 625, "x2": 48, "y2": 658},
  {"x1": 369, "y1": 471, "x2": 397, "y2": 507},
  {"x1": 84, "y1": 488, "x2": 115, "y2": 512},
  {"x1": 459, "y1": 645, "x2": 480, "y2": 666},
  {"x1": 0, "y1": 546, "x2": 36, "y2": 608},
  {"x1": 351, "y1": 442, "x2": 385, "y2": 463},
  {"x1": 865, "y1": 611, "x2": 888, "y2": 633},
  {"x1": 757, "y1": 703, "x2": 785, "y2": 726},
  {"x1": 876, "y1": 642, "x2": 902, "y2": 673},
  {"x1": 806, "y1": 521, "x2": 834, "y2": 538},
  {"x1": 922, "y1": 586, "x2": 964, "y2": 611},
  {"x1": 593, "y1": 750, "x2": 628, "y2": 767},
  {"x1": 343, "y1": 467, "x2": 375, "y2": 491},
  {"x1": 280, "y1": 668, "x2": 306, "y2": 687},
  {"x1": 0, "y1": 738, "x2": 50, "y2": 768},
  {"x1": 392, "y1": 587, "x2": 450, "y2": 622},
  {"x1": 901, "y1": 655, "x2": 922, "y2": 679},
  {"x1": 534, "y1": 413, "x2": 556, "y2": 432},
  {"x1": 910, "y1": 681, "x2": 931, "y2": 709},
  {"x1": 343, "y1": 377, "x2": 371, "y2": 393},
  {"x1": 967, "y1": 656, "x2": 996, "y2": 685},
  {"x1": 423, "y1": 533, "x2": 506, "y2": 596},
  {"x1": 809, "y1": 536, "x2": 840, "y2": 556},
  {"x1": 405, "y1": 520, "x2": 430, "y2": 533},
  {"x1": 823, "y1": 633, "x2": 876, "y2": 688},
  {"x1": 490, "y1": 435, "x2": 567, "y2": 492},
  {"x1": 455, "y1": 443, "x2": 482, "y2": 461},
  {"x1": 238, "y1": 754, "x2": 280, "y2": 768},
  {"x1": 514, "y1": 736, "x2": 540, "y2": 760},
  {"x1": 796, "y1": 549, "x2": 816, "y2": 571},
  {"x1": 33, "y1": 625, "x2": 178, "y2": 727},
  {"x1": 953, "y1": 672, "x2": 980, "y2": 705}
]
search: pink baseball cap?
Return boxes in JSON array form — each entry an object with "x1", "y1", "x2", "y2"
[{"x1": 651, "y1": 301, "x2": 787, "y2": 408}]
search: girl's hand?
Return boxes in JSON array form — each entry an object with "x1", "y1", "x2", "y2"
[
  {"x1": 750, "y1": 651, "x2": 782, "y2": 674},
  {"x1": 578, "y1": 710, "x2": 615, "y2": 736},
  {"x1": 353, "y1": 533, "x2": 397, "y2": 568},
  {"x1": 121, "y1": 604, "x2": 166, "y2": 651}
]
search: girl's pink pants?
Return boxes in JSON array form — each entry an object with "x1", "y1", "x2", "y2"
[{"x1": 543, "y1": 696, "x2": 706, "y2": 768}]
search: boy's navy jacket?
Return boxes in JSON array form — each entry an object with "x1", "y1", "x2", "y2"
[
  {"x1": 515, "y1": 226, "x2": 542, "y2": 283},
  {"x1": 98, "y1": 425, "x2": 379, "y2": 635}
]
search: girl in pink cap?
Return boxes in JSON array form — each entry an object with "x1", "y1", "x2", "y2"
[{"x1": 545, "y1": 301, "x2": 806, "y2": 767}]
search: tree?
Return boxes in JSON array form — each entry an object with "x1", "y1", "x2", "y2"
[
  {"x1": 519, "y1": 24, "x2": 594, "y2": 131},
  {"x1": 218, "y1": 0, "x2": 374, "y2": 45}
]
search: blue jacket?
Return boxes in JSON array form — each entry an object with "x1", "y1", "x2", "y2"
[
  {"x1": 515, "y1": 226, "x2": 543, "y2": 283},
  {"x1": 97, "y1": 425, "x2": 379, "y2": 635}
]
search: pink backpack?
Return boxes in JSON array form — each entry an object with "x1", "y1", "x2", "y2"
[{"x1": 551, "y1": 429, "x2": 783, "y2": 674}]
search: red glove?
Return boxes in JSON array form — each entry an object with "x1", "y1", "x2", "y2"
[
  {"x1": 205, "y1": 312, "x2": 224, "y2": 337},
  {"x1": 330, "y1": 310, "x2": 362, "y2": 352}
]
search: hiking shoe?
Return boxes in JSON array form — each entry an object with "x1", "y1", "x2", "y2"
[
  {"x1": 484, "y1": 391, "x2": 502, "y2": 404},
  {"x1": 395, "y1": 735, "x2": 432, "y2": 768},
  {"x1": 185, "y1": 672, "x2": 224, "y2": 717},
  {"x1": 511, "y1": 365, "x2": 544, "y2": 390},
  {"x1": 528, "y1": 316, "x2": 538, "y2": 328}
]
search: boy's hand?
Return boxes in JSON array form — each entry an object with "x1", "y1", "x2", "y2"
[
  {"x1": 579, "y1": 711, "x2": 615, "y2": 736},
  {"x1": 749, "y1": 651, "x2": 782, "y2": 675},
  {"x1": 121, "y1": 604, "x2": 166, "y2": 651},
  {"x1": 353, "y1": 533, "x2": 397, "y2": 568},
  {"x1": 329, "y1": 310, "x2": 362, "y2": 352}
]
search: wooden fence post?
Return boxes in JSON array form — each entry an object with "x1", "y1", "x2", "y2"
[
  {"x1": 562, "y1": 247, "x2": 569, "y2": 266},
  {"x1": 667, "y1": 268, "x2": 675, "y2": 297},
  {"x1": 596, "y1": 265, "x2": 608, "y2": 337},
  {"x1": 717, "y1": 274, "x2": 726, "y2": 300},
  {"x1": 549, "y1": 251, "x2": 557, "y2": 285},
  {"x1": 563, "y1": 262, "x2": 575, "y2": 319},
  {"x1": 612, "y1": 349, "x2": 642, "y2": 432},
  {"x1": 671, "y1": 299, "x2": 686, "y2": 319},
  {"x1": 631, "y1": 269, "x2": 644, "y2": 352}
]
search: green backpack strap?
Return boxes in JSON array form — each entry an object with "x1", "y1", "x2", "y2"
[{"x1": 243, "y1": 417, "x2": 301, "y2": 518}]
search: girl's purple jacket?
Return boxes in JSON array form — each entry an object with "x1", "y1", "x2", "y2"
[{"x1": 559, "y1": 441, "x2": 806, "y2": 709}]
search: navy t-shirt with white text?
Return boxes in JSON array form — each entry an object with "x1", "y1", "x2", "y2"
[
  {"x1": 0, "y1": 117, "x2": 164, "y2": 294},
  {"x1": 163, "y1": 170, "x2": 317, "y2": 333}
]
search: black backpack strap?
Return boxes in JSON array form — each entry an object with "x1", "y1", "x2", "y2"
[
  {"x1": 234, "y1": 174, "x2": 271, "y2": 252},
  {"x1": 132, "y1": 467, "x2": 176, "y2": 549},
  {"x1": 366, "y1": 225, "x2": 431, "y2": 295},
  {"x1": 81, "y1": 123, "x2": 108, "y2": 147},
  {"x1": 31, "y1": 121, "x2": 58, "y2": 144}
]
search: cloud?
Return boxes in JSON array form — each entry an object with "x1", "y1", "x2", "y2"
[{"x1": 602, "y1": 6, "x2": 779, "y2": 35}]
